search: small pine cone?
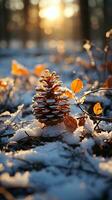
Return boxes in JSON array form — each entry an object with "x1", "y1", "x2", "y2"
[{"x1": 32, "y1": 69, "x2": 70, "y2": 125}]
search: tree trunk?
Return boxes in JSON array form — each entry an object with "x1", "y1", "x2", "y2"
[{"x1": 79, "y1": 0, "x2": 90, "y2": 40}]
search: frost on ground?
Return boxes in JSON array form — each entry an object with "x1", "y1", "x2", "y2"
[
  {"x1": 0, "y1": 54, "x2": 112, "y2": 200},
  {"x1": 0, "y1": 105, "x2": 112, "y2": 200}
]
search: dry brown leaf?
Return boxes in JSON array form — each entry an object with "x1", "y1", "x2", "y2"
[
  {"x1": 101, "y1": 62, "x2": 112, "y2": 73},
  {"x1": 78, "y1": 117, "x2": 86, "y2": 126},
  {"x1": 64, "y1": 115, "x2": 77, "y2": 132},
  {"x1": 103, "y1": 75, "x2": 112, "y2": 88}
]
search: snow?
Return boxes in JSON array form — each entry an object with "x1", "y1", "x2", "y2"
[
  {"x1": 0, "y1": 147, "x2": 109, "y2": 200},
  {"x1": 5, "y1": 104, "x2": 24, "y2": 125},
  {"x1": 93, "y1": 131, "x2": 112, "y2": 145},
  {"x1": 1, "y1": 122, "x2": 112, "y2": 200},
  {"x1": 41, "y1": 123, "x2": 65, "y2": 137},
  {"x1": 47, "y1": 175, "x2": 106, "y2": 200},
  {"x1": 1, "y1": 105, "x2": 111, "y2": 200},
  {"x1": 99, "y1": 121, "x2": 112, "y2": 131},
  {"x1": 10, "y1": 121, "x2": 65, "y2": 141},
  {"x1": 29, "y1": 169, "x2": 66, "y2": 189},
  {"x1": 10, "y1": 119, "x2": 43, "y2": 141},
  {"x1": 10, "y1": 127, "x2": 41, "y2": 142},
  {"x1": 62, "y1": 127, "x2": 82, "y2": 145},
  {"x1": 99, "y1": 160, "x2": 112, "y2": 175},
  {"x1": 84, "y1": 116, "x2": 95, "y2": 133},
  {"x1": 11, "y1": 142, "x2": 71, "y2": 168},
  {"x1": 0, "y1": 172, "x2": 29, "y2": 187},
  {"x1": 0, "y1": 49, "x2": 112, "y2": 200},
  {"x1": 10, "y1": 120, "x2": 83, "y2": 145},
  {"x1": 81, "y1": 138, "x2": 95, "y2": 151}
]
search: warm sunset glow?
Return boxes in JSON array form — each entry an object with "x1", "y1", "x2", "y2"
[{"x1": 40, "y1": 6, "x2": 60, "y2": 21}]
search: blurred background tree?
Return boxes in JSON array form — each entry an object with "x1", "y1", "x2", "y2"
[{"x1": 0, "y1": 0, "x2": 112, "y2": 49}]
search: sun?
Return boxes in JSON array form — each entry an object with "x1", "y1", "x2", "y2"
[{"x1": 41, "y1": 6, "x2": 60, "y2": 21}]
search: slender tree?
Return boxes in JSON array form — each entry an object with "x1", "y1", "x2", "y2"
[{"x1": 79, "y1": 0, "x2": 90, "y2": 40}]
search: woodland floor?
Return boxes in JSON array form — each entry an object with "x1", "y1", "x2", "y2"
[{"x1": 0, "y1": 48, "x2": 112, "y2": 200}]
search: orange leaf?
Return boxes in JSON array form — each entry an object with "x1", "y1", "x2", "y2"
[
  {"x1": 0, "y1": 79, "x2": 7, "y2": 89},
  {"x1": 71, "y1": 79, "x2": 83, "y2": 93},
  {"x1": 34, "y1": 64, "x2": 45, "y2": 77},
  {"x1": 11, "y1": 60, "x2": 29, "y2": 76},
  {"x1": 63, "y1": 89, "x2": 74, "y2": 99},
  {"x1": 93, "y1": 102, "x2": 103, "y2": 115},
  {"x1": 64, "y1": 115, "x2": 77, "y2": 132}
]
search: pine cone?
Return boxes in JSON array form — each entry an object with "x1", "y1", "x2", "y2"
[{"x1": 32, "y1": 70, "x2": 70, "y2": 125}]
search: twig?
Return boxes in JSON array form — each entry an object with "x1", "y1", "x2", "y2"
[
  {"x1": 6, "y1": 104, "x2": 24, "y2": 126},
  {"x1": 82, "y1": 88, "x2": 112, "y2": 99},
  {"x1": 76, "y1": 103, "x2": 112, "y2": 122},
  {"x1": 0, "y1": 187, "x2": 15, "y2": 200},
  {"x1": 12, "y1": 156, "x2": 33, "y2": 165},
  {"x1": 4, "y1": 87, "x2": 13, "y2": 108},
  {"x1": 74, "y1": 87, "x2": 112, "y2": 122},
  {"x1": 94, "y1": 120, "x2": 101, "y2": 130}
]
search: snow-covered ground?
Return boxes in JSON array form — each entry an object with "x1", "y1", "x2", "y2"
[{"x1": 0, "y1": 49, "x2": 112, "y2": 200}]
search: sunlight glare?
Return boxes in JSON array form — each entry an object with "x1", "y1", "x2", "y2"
[{"x1": 40, "y1": 6, "x2": 60, "y2": 21}]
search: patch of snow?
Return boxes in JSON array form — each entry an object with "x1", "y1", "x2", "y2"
[
  {"x1": 99, "y1": 121, "x2": 112, "y2": 131},
  {"x1": 99, "y1": 160, "x2": 112, "y2": 175},
  {"x1": 10, "y1": 126, "x2": 42, "y2": 142},
  {"x1": 5, "y1": 104, "x2": 24, "y2": 126},
  {"x1": 81, "y1": 138, "x2": 95, "y2": 151},
  {"x1": 10, "y1": 128, "x2": 35, "y2": 142},
  {"x1": 93, "y1": 131, "x2": 112, "y2": 145},
  {"x1": 84, "y1": 116, "x2": 95, "y2": 133},
  {"x1": 9, "y1": 142, "x2": 71, "y2": 168},
  {"x1": 10, "y1": 119, "x2": 43, "y2": 141},
  {"x1": 62, "y1": 127, "x2": 82, "y2": 145},
  {"x1": 29, "y1": 169, "x2": 66, "y2": 189},
  {"x1": 41, "y1": 122, "x2": 65, "y2": 137},
  {"x1": 47, "y1": 174, "x2": 106, "y2": 200},
  {"x1": 0, "y1": 172, "x2": 29, "y2": 187}
]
